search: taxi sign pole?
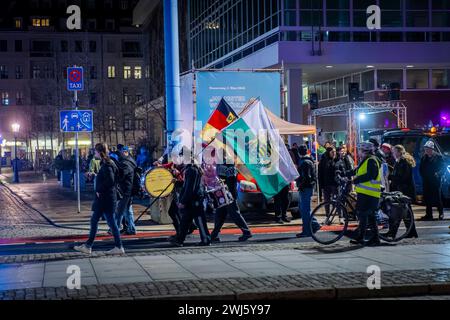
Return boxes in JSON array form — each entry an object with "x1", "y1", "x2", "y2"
[{"x1": 74, "y1": 88, "x2": 81, "y2": 214}]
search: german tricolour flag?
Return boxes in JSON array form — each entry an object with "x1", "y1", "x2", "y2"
[{"x1": 202, "y1": 98, "x2": 238, "y2": 144}]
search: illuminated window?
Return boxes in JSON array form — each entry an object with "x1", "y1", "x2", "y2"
[
  {"x1": 1, "y1": 92, "x2": 9, "y2": 106},
  {"x1": 107, "y1": 66, "x2": 116, "y2": 79},
  {"x1": 134, "y1": 66, "x2": 142, "y2": 79},
  {"x1": 32, "y1": 18, "x2": 50, "y2": 27},
  {"x1": 16, "y1": 92, "x2": 24, "y2": 105},
  {"x1": 123, "y1": 66, "x2": 131, "y2": 79},
  {"x1": 15, "y1": 19, "x2": 22, "y2": 28}
]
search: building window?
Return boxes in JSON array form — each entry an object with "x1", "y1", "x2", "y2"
[
  {"x1": 145, "y1": 65, "x2": 150, "y2": 78},
  {"x1": 377, "y1": 69, "x2": 404, "y2": 90},
  {"x1": 108, "y1": 116, "x2": 116, "y2": 130},
  {"x1": 44, "y1": 65, "x2": 53, "y2": 79},
  {"x1": 88, "y1": 0, "x2": 96, "y2": 9},
  {"x1": 107, "y1": 66, "x2": 116, "y2": 79},
  {"x1": 124, "y1": 114, "x2": 132, "y2": 130},
  {"x1": 1, "y1": 92, "x2": 9, "y2": 106},
  {"x1": 123, "y1": 88, "x2": 132, "y2": 104},
  {"x1": 0, "y1": 40, "x2": 7, "y2": 52},
  {"x1": 16, "y1": 91, "x2": 24, "y2": 105},
  {"x1": 362, "y1": 70, "x2": 375, "y2": 91},
  {"x1": 32, "y1": 65, "x2": 40, "y2": 79},
  {"x1": 134, "y1": 66, "x2": 142, "y2": 79},
  {"x1": 90, "y1": 66, "x2": 97, "y2": 79},
  {"x1": 15, "y1": 40, "x2": 22, "y2": 52},
  {"x1": 432, "y1": 69, "x2": 450, "y2": 89},
  {"x1": 136, "y1": 93, "x2": 143, "y2": 104},
  {"x1": 32, "y1": 18, "x2": 50, "y2": 27},
  {"x1": 89, "y1": 92, "x2": 97, "y2": 106},
  {"x1": 105, "y1": 0, "x2": 113, "y2": 9},
  {"x1": 108, "y1": 92, "x2": 115, "y2": 105},
  {"x1": 407, "y1": 69, "x2": 429, "y2": 89},
  {"x1": 88, "y1": 19, "x2": 97, "y2": 30},
  {"x1": 121, "y1": 0, "x2": 129, "y2": 10},
  {"x1": 15, "y1": 65, "x2": 23, "y2": 79},
  {"x1": 75, "y1": 41, "x2": 83, "y2": 52},
  {"x1": 0, "y1": 65, "x2": 8, "y2": 79},
  {"x1": 123, "y1": 66, "x2": 132, "y2": 79},
  {"x1": 89, "y1": 41, "x2": 97, "y2": 53},
  {"x1": 106, "y1": 19, "x2": 115, "y2": 30},
  {"x1": 15, "y1": 19, "x2": 22, "y2": 29},
  {"x1": 61, "y1": 40, "x2": 68, "y2": 52}
]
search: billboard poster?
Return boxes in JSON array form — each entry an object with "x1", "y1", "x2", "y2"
[{"x1": 196, "y1": 71, "x2": 281, "y2": 127}]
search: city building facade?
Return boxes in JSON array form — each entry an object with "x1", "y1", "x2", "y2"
[
  {"x1": 136, "y1": 0, "x2": 450, "y2": 145},
  {"x1": 0, "y1": 0, "x2": 161, "y2": 167}
]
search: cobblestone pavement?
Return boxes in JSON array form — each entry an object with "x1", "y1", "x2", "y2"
[
  {"x1": 0, "y1": 183, "x2": 87, "y2": 239},
  {"x1": 1, "y1": 267, "x2": 450, "y2": 300}
]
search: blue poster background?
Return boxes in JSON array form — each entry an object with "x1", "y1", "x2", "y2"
[{"x1": 196, "y1": 71, "x2": 281, "y2": 126}]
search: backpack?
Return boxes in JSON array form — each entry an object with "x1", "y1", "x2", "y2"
[{"x1": 131, "y1": 167, "x2": 143, "y2": 197}]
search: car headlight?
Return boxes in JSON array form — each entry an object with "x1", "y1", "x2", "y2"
[{"x1": 239, "y1": 180, "x2": 258, "y2": 192}]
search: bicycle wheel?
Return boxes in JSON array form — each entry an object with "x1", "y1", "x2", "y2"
[
  {"x1": 377, "y1": 205, "x2": 415, "y2": 243},
  {"x1": 310, "y1": 201, "x2": 350, "y2": 245}
]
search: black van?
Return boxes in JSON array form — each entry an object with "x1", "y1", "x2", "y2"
[{"x1": 370, "y1": 128, "x2": 450, "y2": 201}]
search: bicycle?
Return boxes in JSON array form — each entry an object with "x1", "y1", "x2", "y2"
[{"x1": 310, "y1": 176, "x2": 415, "y2": 245}]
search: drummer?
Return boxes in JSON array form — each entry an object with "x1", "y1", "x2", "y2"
[
  {"x1": 204, "y1": 163, "x2": 253, "y2": 242},
  {"x1": 153, "y1": 153, "x2": 197, "y2": 241}
]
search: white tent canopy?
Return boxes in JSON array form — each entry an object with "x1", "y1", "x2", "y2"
[{"x1": 265, "y1": 108, "x2": 316, "y2": 135}]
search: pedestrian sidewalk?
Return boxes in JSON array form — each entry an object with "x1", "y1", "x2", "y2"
[{"x1": 1, "y1": 243, "x2": 450, "y2": 299}]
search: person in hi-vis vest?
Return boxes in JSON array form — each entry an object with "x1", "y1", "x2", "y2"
[{"x1": 343, "y1": 141, "x2": 382, "y2": 246}]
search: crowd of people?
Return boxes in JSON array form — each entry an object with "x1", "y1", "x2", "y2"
[{"x1": 72, "y1": 136, "x2": 446, "y2": 254}]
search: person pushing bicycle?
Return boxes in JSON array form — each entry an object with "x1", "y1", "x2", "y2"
[{"x1": 339, "y1": 141, "x2": 382, "y2": 246}]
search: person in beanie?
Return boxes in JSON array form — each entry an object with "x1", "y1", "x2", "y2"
[
  {"x1": 74, "y1": 143, "x2": 124, "y2": 255},
  {"x1": 420, "y1": 140, "x2": 445, "y2": 221},
  {"x1": 343, "y1": 141, "x2": 382, "y2": 246},
  {"x1": 296, "y1": 145, "x2": 321, "y2": 238}
]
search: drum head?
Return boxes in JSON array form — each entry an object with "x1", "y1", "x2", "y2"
[{"x1": 144, "y1": 167, "x2": 175, "y2": 198}]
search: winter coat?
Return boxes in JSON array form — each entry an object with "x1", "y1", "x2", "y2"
[
  {"x1": 297, "y1": 156, "x2": 317, "y2": 190},
  {"x1": 179, "y1": 164, "x2": 204, "y2": 208},
  {"x1": 420, "y1": 153, "x2": 444, "y2": 205},
  {"x1": 92, "y1": 159, "x2": 119, "y2": 214},
  {"x1": 118, "y1": 155, "x2": 137, "y2": 197},
  {"x1": 318, "y1": 156, "x2": 340, "y2": 188},
  {"x1": 390, "y1": 158, "x2": 416, "y2": 200}
]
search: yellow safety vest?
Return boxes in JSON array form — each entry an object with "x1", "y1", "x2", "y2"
[{"x1": 355, "y1": 156, "x2": 382, "y2": 198}]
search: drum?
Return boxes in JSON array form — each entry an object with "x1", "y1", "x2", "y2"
[
  {"x1": 142, "y1": 167, "x2": 175, "y2": 198},
  {"x1": 206, "y1": 183, "x2": 234, "y2": 209}
]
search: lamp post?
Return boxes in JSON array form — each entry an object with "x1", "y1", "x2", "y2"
[{"x1": 11, "y1": 123, "x2": 20, "y2": 183}]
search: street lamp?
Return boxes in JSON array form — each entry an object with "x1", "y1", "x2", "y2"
[{"x1": 11, "y1": 123, "x2": 20, "y2": 183}]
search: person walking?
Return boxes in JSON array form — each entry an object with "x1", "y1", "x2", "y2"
[
  {"x1": 318, "y1": 147, "x2": 339, "y2": 216},
  {"x1": 115, "y1": 146, "x2": 137, "y2": 235},
  {"x1": 296, "y1": 145, "x2": 321, "y2": 238},
  {"x1": 171, "y1": 160, "x2": 211, "y2": 247},
  {"x1": 207, "y1": 163, "x2": 252, "y2": 242},
  {"x1": 74, "y1": 143, "x2": 124, "y2": 255},
  {"x1": 419, "y1": 140, "x2": 445, "y2": 221},
  {"x1": 344, "y1": 142, "x2": 382, "y2": 246},
  {"x1": 388, "y1": 145, "x2": 418, "y2": 238}
]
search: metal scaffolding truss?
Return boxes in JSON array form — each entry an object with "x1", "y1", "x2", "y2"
[{"x1": 309, "y1": 101, "x2": 408, "y2": 161}]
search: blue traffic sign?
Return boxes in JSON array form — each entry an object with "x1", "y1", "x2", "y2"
[
  {"x1": 67, "y1": 67, "x2": 84, "y2": 91},
  {"x1": 60, "y1": 110, "x2": 93, "y2": 132}
]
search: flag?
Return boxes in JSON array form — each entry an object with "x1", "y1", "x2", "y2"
[
  {"x1": 202, "y1": 98, "x2": 238, "y2": 144},
  {"x1": 223, "y1": 100, "x2": 299, "y2": 199}
]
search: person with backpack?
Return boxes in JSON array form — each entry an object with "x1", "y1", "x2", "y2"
[
  {"x1": 115, "y1": 146, "x2": 138, "y2": 235},
  {"x1": 296, "y1": 145, "x2": 321, "y2": 238},
  {"x1": 74, "y1": 143, "x2": 124, "y2": 255}
]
